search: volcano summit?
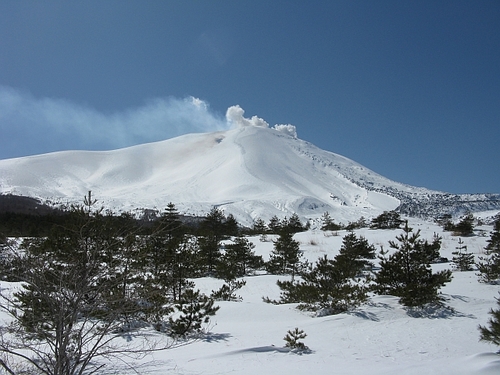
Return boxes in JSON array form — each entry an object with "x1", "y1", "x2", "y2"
[{"x1": 1, "y1": 109, "x2": 499, "y2": 225}]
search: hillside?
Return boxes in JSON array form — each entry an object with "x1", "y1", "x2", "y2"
[{"x1": 1, "y1": 124, "x2": 499, "y2": 225}]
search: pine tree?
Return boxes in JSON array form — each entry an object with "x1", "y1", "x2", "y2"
[
  {"x1": 454, "y1": 213, "x2": 475, "y2": 236},
  {"x1": 140, "y1": 233, "x2": 197, "y2": 306},
  {"x1": 217, "y1": 236, "x2": 263, "y2": 279},
  {"x1": 486, "y1": 215, "x2": 500, "y2": 254},
  {"x1": 224, "y1": 213, "x2": 240, "y2": 236},
  {"x1": 284, "y1": 328, "x2": 308, "y2": 351},
  {"x1": 286, "y1": 213, "x2": 305, "y2": 233},
  {"x1": 422, "y1": 233, "x2": 444, "y2": 264},
  {"x1": 0, "y1": 200, "x2": 172, "y2": 375},
  {"x1": 252, "y1": 217, "x2": 267, "y2": 234},
  {"x1": 479, "y1": 295, "x2": 500, "y2": 348},
  {"x1": 370, "y1": 211, "x2": 404, "y2": 229},
  {"x1": 374, "y1": 222, "x2": 452, "y2": 307},
  {"x1": 270, "y1": 232, "x2": 374, "y2": 315},
  {"x1": 210, "y1": 279, "x2": 247, "y2": 302},
  {"x1": 477, "y1": 215, "x2": 500, "y2": 284},
  {"x1": 335, "y1": 231, "x2": 376, "y2": 278},
  {"x1": 268, "y1": 215, "x2": 282, "y2": 234},
  {"x1": 476, "y1": 255, "x2": 500, "y2": 284},
  {"x1": 345, "y1": 216, "x2": 368, "y2": 230},
  {"x1": 436, "y1": 213, "x2": 453, "y2": 229},
  {"x1": 169, "y1": 237, "x2": 199, "y2": 299},
  {"x1": 266, "y1": 231, "x2": 303, "y2": 281},
  {"x1": 168, "y1": 289, "x2": 219, "y2": 337},
  {"x1": 321, "y1": 211, "x2": 342, "y2": 231},
  {"x1": 160, "y1": 202, "x2": 185, "y2": 239},
  {"x1": 199, "y1": 207, "x2": 226, "y2": 276},
  {"x1": 133, "y1": 202, "x2": 192, "y2": 321},
  {"x1": 452, "y1": 238, "x2": 475, "y2": 271}
]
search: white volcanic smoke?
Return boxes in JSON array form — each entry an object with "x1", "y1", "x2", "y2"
[
  {"x1": 0, "y1": 86, "x2": 227, "y2": 158},
  {"x1": 225, "y1": 105, "x2": 270, "y2": 128},
  {"x1": 0, "y1": 86, "x2": 297, "y2": 159},
  {"x1": 225, "y1": 104, "x2": 297, "y2": 138}
]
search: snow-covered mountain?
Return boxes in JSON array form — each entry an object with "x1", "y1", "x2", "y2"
[{"x1": 1, "y1": 123, "x2": 499, "y2": 225}]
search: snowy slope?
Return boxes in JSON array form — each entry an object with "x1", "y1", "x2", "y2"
[
  {"x1": 2, "y1": 221, "x2": 496, "y2": 374},
  {"x1": 0, "y1": 123, "x2": 498, "y2": 225},
  {"x1": 124, "y1": 221, "x2": 500, "y2": 374}
]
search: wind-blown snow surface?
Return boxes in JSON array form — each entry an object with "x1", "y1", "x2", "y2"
[
  {"x1": 2, "y1": 220, "x2": 495, "y2": 374},
  {"x1": 0, "y1": 125, "x2": 414, "y2": 225}
]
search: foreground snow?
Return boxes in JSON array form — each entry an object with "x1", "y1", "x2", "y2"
[
  {"x1": 117, "y1": 221, "x2": 500, "y2": 374},
  {"x1": 2, "y1": 219, "x2": 499, "y2": 374},
  {"x1": 165, "y1": 273, "x2": 499, "y2": 375}
]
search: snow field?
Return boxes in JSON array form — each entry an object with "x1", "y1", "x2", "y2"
[{"x1": 103, "y1": 221, "x2": 500, "y2": 375}]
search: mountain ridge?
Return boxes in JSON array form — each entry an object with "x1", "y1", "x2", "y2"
[{"x1": 1, "y1": 124, "x2": 499, "y2": 225}]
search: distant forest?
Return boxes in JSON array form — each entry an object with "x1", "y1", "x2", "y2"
[
  {"x1": 0, "y1": 194, "x2": 67, "y2": 237},
  {"x1": 0, "y1": 193, "x2": 205, "y2": 238}
]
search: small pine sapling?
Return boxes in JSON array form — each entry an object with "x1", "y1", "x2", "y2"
[
  {"x1": 452, "y1": 238, "x2": 475, "y2": 271},
  {"x1": 284, "y1": 328, "x2": 309, "y2": 352},
  {"x1": 321, "y1": 211, "x2": 342, "y2": 231},
  {"x1": 476, "y1": 255, "x2": 500, "y2": 284},
  {"x1": 168, "y1": 289, "x2": 219, "y2": 337}
]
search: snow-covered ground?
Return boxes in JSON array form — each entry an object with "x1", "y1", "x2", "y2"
[
  {"x1": 9, "y1": 218, "x2": 491, "y2": 375},
  {"x1": 0, "y1": 119, "x2": 499, "y2": 372},
  {"x1": 156, "y1": 274, "x2": 499, "y2": 375},
  {"x1": 157, "y1": 223, "x2": 500, "y2": 375}
]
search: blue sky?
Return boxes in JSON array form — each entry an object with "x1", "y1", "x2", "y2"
[{"x1": 0, "y1": 1, "x2": 498, "y2": 194}]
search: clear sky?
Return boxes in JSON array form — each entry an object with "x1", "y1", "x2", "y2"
[{"x1": 0, "y1": 1, "x2": 498, "y2": 194}]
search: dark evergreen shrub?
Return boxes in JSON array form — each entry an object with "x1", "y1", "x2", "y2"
[
  {"x1": 268, "y1": 232, "x2": 374, "y2": 315},
  {"x1": 370, "y1": 211, "x2": 404, "y2": 229},
  {"x1": 479, "y1": 295, "x2": 500, "y2": 348},
  {"x1": 266, "y1": 231, "x2": 304, "y2": 281},
  {"x1": 477, "y1": 215, "x2": 500, "y2": 284},
  {"x1": 374, "y1": 222, "x2": 452, "y2": 307}
]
